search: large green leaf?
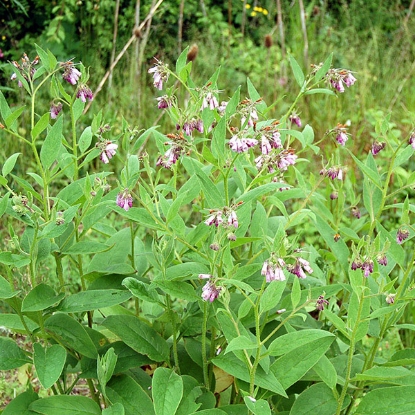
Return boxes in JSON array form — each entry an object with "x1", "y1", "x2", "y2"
[
  {"x1": 0, "y1": 314, "x2": 39, "y2": 333},
  {"x1": 151, "y1": 280, "x2": 199, "y2": 302},
  {"x1": 0, "y1": 336, "x2": 31, "y2": 370},
  {"x1": 290, "y1": 383, "x2": 337, "y2": 415},
  {"x1": 243, "y1": 397, "x2": 271, "y2": 415},
  {"x1": 289, "y1": 55, "x2": 305, "y2": 88},
  {"x1": 44, "y1": 313, "x2": 98, "y2": 358},
  {"x1": 355, "y1": 386, "x2": 415, "y2": 414},
  {"x1": 2, "y1": 152, "x2": 21, "y2": 177},
  {"x1": 40, "y1": 116, "x2": 63, "y2": 169},
  {"x1": 34, "y1": 343, "x2": 67, "y2": 389},
  {"x1": 0, "y1": 274, "x2": 20, "y2": 299},
  {"x1": 102, "y1": 404, "x2": 125, "y2": 415},
  {"x1": 102, "y1": 315, "x2": 170, "y2": 362},
  {"x1": 270, "y1": 336, "x2": 335, "y2": 390},
  {"x1": 212, "y1": 353, "x2": 286, "y2": 397},
  {"x1": 152, "y1": 368, "x2": 183, "y2": 415},
  {"x1": 106, "y1": 374, "x2": 155, "y2": 415},
  {"x1": 2, "y1": 389, "x2": 39, "y2": 415},
  {"x1": 57, "y1": 289, "x2": 132, "y2": 313},
  {"x1": 29, "y1": 395, "x2": 101, "y2": 415},
  {"x1": 21, "y1": 283, "x2": 64, "y2": 312}
]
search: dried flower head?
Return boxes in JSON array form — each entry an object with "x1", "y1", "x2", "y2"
[{"x1": 187, "y1": 44, "x2": 199, "y2": 62}]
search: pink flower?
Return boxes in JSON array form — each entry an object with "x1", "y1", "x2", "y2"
[
  {"x1": 229, "y1": 135, "x2": 258, "y2": 153},
  {"x1": 362, "y1": 260, "x2": 374, "y2": 277},
  {"x1": 76, "y1": 85, "x2": 93, "y2": 102},
  {"x1": 396, "y1": 228, "x2": 409, "y2": 244},
  {"x1": 316, "y1": 295, "x2": 329, "y2": 311},
  {"x1": 343, "y1": 72, "x2": 356, "y2": 87},
  {"x1": 260, "y1": 136, "x2": 272, "y2": 155},
  {"x1": 371, "y1": 141, "x2": 386, "y2": 155},
  {"x1": 261, "y1": 258, "x2": 286, "y2": 282},
  {"x1": 331, "y1": 78, "x2": 345, "y2": 93},
  {"x1": 287, "y1": 258, "x2": 313, "y2": 279},
  {"x1": 62, "y1": 63, "x2": 82, "y2": 85},
  {"x1": 227, "y1": 210, "x2": 238, "y2": 228},
  {"x1": 289, "y1": 113, "x2": 302, "y2": 128},
  {"x1": 116, "y1": 189, "x2": 133, "y2": 211},
  {"x1": 50, "y1": 102, "x2": 63, "y2": 119},
  {"x1": 409, "y1": 133, "x2": 415, "y2": 149},
  {"x1": 376, "y1": 254, "x2": 387, "y2": 266},
  {"x1": 205, "y1": 210, "x2": 223, "y2": 227},
  {"x1": 336, "y1": 131, "x2": 348, "y2": 146},
  {"x1": 99, "y1": 141, "x2": 118, "y2": 164},
  {"x1": 202, "y1": 281, "x2": 221, "y2": 302},
  {"x1": 201, "y1": 92, "x2": 219, "y2": 110},
  {"x1": 277, "y1": 150, "x2": 297, "y2": 171},
  {"x1": 157, "y1": 95, "x2": 172, "y2": 109}
]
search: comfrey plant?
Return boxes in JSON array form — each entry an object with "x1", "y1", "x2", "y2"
[{"x1": 1, "y1": 46, "x2": 415, "y2": 415}]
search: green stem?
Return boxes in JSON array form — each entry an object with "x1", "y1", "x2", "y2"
[
  {"x1": 71, "y1": 105, "x2": 79, "y2": 180},
  {"x1": 202, "y1": 301, "x2": 210, "y2": 388},
  {"x1": 166, "y1": 295, "x2": 180, "y2": 372}
]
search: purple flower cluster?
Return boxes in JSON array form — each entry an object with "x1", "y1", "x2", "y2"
[
  {"x1": 61, "y1": 61, "x2": 82, "y2": 85},
  {"x1": 77, "y1": 85, "x2": 93, "y2": 102},
  {"x1": 326, "y1": 68, "x2": 356, "y2": 93},
  {"x1": 157, "y1": 95, "x2": 173, "y2": 109},
  {"x1": 229, "y1": 135, "x2": 258, "y2": 153},
  {"x1": 148, "y1": 59, "x2": 169, "y2": 90},
  {"x1": 199, "y1": 274, "x2": 222, "y2": 302},
  {"x1": 10, "y1": 53, "x2": 39, "y2": 87},
  {"x1": 50, "y1": 102, "x2": 63, "y2": 119},
  {"x1": 320, "y1": 166, "x2": 344, "y2": 180},
  {"x1": 156, "y1": 133, "x2": 189, "y2": 169},
  {"x1": 261, "y1": 258, "x2": 286, "y2": 282},
  {"x1": 289, "y1": 112, "x2": 302, "y2": 128},
  {"x1": 205, "y1": 207, "x2": 239, "y2": 229},
  {"x1": 116, "y1": 189, "x2": 133, "y2": 211},
  {"x1": 183, "y1": 119, "x2": 204, "y2": 136},
  {"x1": 396, "y1": 228, "x2": 409, "y2": 244},
  {"x1": 409, "y1": 132, "x2": 415, "y2": 149},
  {"x1": 316, "y1": 295, "x2": 329, "y2": 311},
  {"x1": 96, "y1": 140, "x2": 118, "y2": 164},
  {"x1": 286, "y1": 258, "x2": 314, "y2": 279},
  {"x1": 255, "y1": 149, "x2": 298, "y2": 174},
  {"x1": 371, "y1": 141, "x2": 386, "y2": 156},
  {"x1": 201, "y1": 92, "x2": 219, "y2": 110}
]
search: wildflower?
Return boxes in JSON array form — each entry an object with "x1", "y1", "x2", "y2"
[
  {"x1": 76, "y1": 85, "x2": 93, "y2": 102},
  {"x1": 61, "y1": 62, "x2": 82, "y2": 85},
  {"x1": 229, "y1": 135, "x2": 258, "y2": 153},
  {"x1": 201, "y1": 92, "x2": 219, "y2": 110},
  {"x1": 156, "y1": 95, "x2": 172, "y2": 109},
  {"x1": 98, "y1": 140, "x2": 118, "y2": 164},
  {"x1": 50, "y1": 102, "x2": 63, "y2": 119},
  {"x1": 205, "y1": 210, "x2": 223, "y2": 227},
  {"x1": 287, "y1": 257, "x2": 313, "y2": 279},
  {"x1": 316, "y1": 295, "x2": 329, "y2": 311},
  {"x1": 210, "y1": 243, "x2": 220, "y2": 251},
  {"x1": 326, "y1": 68, "x2": 356, "y2": 93},
  {"x1": 336, "y1": 131, "x2": 348, "y2": 146},
  {"x1": 362, "y1": 260, "x2": 374, "y2": 277},
  {"x1": 396, "y1": 228, "x2": 410, "y2": 244},
  {"x1": 217, "y1": 101, "x2": 228, "y2": 115},
  {"x1": 227, "y1": 232, "x2": 237, "y2": 241},
  {"x1": 10, "y1": 72, "x2": 23, "y2": 88},
  {"x1": 331, "y1": 78, "x2": 345, "y2": 93},
  {"x1": 376, "y1": 254, "x2": 388, "y2": 266},
  {"x1": 409, "y1": 132, "x2": 415, "y2": 149},
  {"x1": 330, "y1": 191, "x2": 338, "y2": 200},
  {"x1": 271, "y1": 130, "x2": 282, "y2": 148},
  {"x1": 371, "y1": 141, "x2": 386, "y2": 156},
  {"x1": 148, "y1": 59, "x2": 169, "y2": 90},
  {"x1": 116, "y1": 189, "x2": 133, "y2": 211},
  {"x1": 227, "y1": 210, "x2": 238, "y2": 228},
  {"x1": 351, "y1": 259, "x2": 363, "y2": 271},
  {"x1": 385, "y1": 293, "x2": 396, "y2": 304},
  {"x1": 202, "y1": 281, "x2": 221, "y2": 302},
  {"x1": 277, "y1": 149, "x2": 297, "y2": 171},
  {"x1": 351, "y1": 206, "x2": 361, "y2": 219},
  {"x1": 183, "y1": 122, "x2": 193, "y2": 136},
  {"x1": 261, "y1": 258, "x2": 286, "y2": 282},
  {"x1": 289, "y1": 112, "x2": 302, "y2": 128},
  {"x1": 324, "y1": 166, "x2": 344, "y2": 180},
  {"x1": 260, "y1": 136, "x2": 272, "y2": 155},
  {"x1": 343, "y1": 72, "x2": 357, "y2": 87},
  {"x1": 156, "y1": 145, "x2": 182, "y2": 169}
]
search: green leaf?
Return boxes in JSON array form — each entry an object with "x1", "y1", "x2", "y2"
[
  {"x1": 314, "y1": 53, "x2": 333, "y2": 82},
  {"x1": 304, "y1": 88, "x2": 336, "y2": 96},
  {"x1": 0, "y1": 274, "x2": 20, "y2": 299},
  {"x1": 61, "y1": 240, "x2": 111, "y2": 255},
  {"x1": 268, "y1": 329, "x2": 335, "y2": 356},
  {"x1": 225, "y1": 86, "x2": 241, "y2": 118},
  {"x1": 34, "y1": 343, "x2": 67, "y2": 389},
  {"x1": 260, "y1": 280, "x2": 286, "y2": 314},
  {"x1": 102, "y1": 404, "x2": 125, "y2": 415},
  {"x1": 44, "y1": 313, "x2": 98, "y2": 358},
  {"x1": 57, "y1": 289, "x2": 132, "y2": 313},
  {"x1": 212, "y1": 353, "x2": 286, "y2": 397},
  {"x1": 289, "y1": 55, "x2": 305, "y2": 88},
  {"x1": 98, "y1": 347, "x2": 118, "y2": 398},
  {"x1": 211, "y1": 115, "x2": 226, "y2": 162},
  {"x1": 106, "y1": 374, "x2": 155, "y2": 415},
  {"x1": 79, "y1": 126, "x2": 93, "y2": 154},
  {"x1": 176, "y1": 46, "x2": 190, "y2": 76},
  {"x1": 348, "y1": 151, "x2": 382, "y2": 189},
  {"x1": 0, "y1": 90, "x2": 12, "y2": 122},
  {"x1": 3, "y1": 390, "x2": 38, "y2": 414},
  {"x1": 313, "y1": 355, "x2": 338, "y2": 389},
  {"x1": 243, "y1": 398, "x2": 271, "y2": 415},
  {"x1": 355, "y1": 386, "x2": 415, "y2": 414},
  {"x1": 29, "y1": 395, "x2": 101, "y2": 415},
  {"x1": 116, "y1": 207, "x2": 163, "y2": 231},
  {"x1": 21, "y1": 283, "x2": 64, "y2": 312},
  {"x1": 152, "y1": 280, "x2": 198, "y2": 302},
  {"x1": 122, "y1": 277, "x2": 160, "y2": 304},
  {"x1": 236, "y1": 182, "x2": 285, "y2": 204},
  {"x1": 40, "y1": 115, "x2": 63, "y2": 169},
  {"x1": 290, "y1": 382, "x2": 337, "y2": 415},
  {"x1": 35, "y1": 44, "x2": 50, "y2": 69},
  {"x1": 323, "y1": 309, "x2": 349, "y2": 338},
  {"x1": 225, "y1": 336, "x2": 258, "y2": 354},
  {"x1": 5, "y1": 105, "x2": 25, "y2": 129},
  {"x1": 102, "y1": 315, "x2": 170, "y2": 362},
  {"x1": 291, "y1": 276, "x2": 301, "y2": 309},
  {"x1": 0, "y1": 336, "x2": 31, "y2": 370},
  {"x1": 32, "y1": 113, "x2": 50, "y2": 140},
  {"x1": 247, "y1": 78, "x2": 267, "y2": 112},
  {"x1": 2, "y1": 152, "x2": 21, "y2": 177},
  {"x1": 270, "y1": 336, "x2": 335, "y2": 389},
  {"x1": 153, "y1": 368, "x2": 183, "y2": 415},
  {"x1": 0, "y1": 314, "x2": 39, "y2": 333}
]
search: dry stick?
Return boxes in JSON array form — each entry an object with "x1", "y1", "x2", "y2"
[
  {"x1": 84, "y1": 0, "x2": 164, "y2": 114},
  {"x1": 298, "y1": 0, "x2": 308, "y2": 69},
  {"x1": 404, "y1": 0, "x2": 415, "y2": 25},
  {"x1": 178, "y1": 0, "x2": 185, "y2": 56},
  {"x1": 137, "y1": 0, "x2": 156, "y2": 82},
  {"x1": 108, "y1": 0, "x2": 120, "y2": 92}
]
